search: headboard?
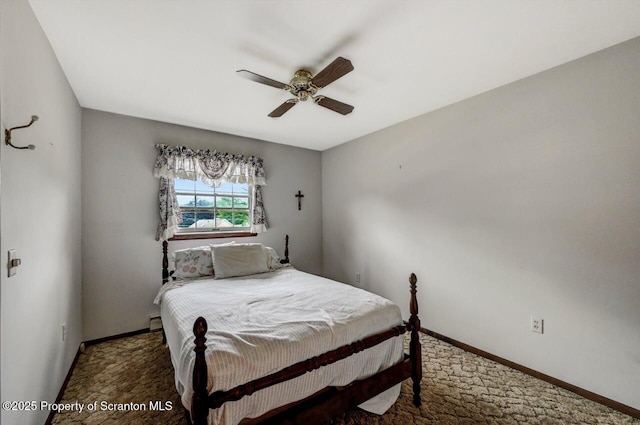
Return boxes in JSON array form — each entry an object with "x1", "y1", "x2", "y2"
[{"x1": 162, "y1": 234, "x2": 290, "y2": 285}]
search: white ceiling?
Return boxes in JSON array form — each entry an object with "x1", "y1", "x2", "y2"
[{"x1": 29, "y1": 0, "x2": 640, "y2": 151}]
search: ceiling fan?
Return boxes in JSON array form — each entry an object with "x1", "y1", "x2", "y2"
[{"x1": 237, "y1": 57, "x2": 354, "y2": 118}]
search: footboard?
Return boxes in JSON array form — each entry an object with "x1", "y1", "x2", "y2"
[{"x1": 189, "y1": 273, "x2": 422, "y2": 425}]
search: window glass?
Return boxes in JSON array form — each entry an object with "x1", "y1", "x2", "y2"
[{"x1": 174, "y1": 179, "x2": 250, "y2": 231}]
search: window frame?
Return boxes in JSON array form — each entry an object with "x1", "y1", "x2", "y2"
[{"x1": 171, "y1": 179, "x2": 255, "y2": 240}]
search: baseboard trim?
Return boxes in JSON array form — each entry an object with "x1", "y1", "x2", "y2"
[
  {"x1": 44, "y1": 347, "x2": 81, "y2": 425},
  {"x1": 83, "y1": 328, "x2": 150, "y2": 347},
  {"x1": 421, "y1": 328, "x2": 640, "y2": 420}
]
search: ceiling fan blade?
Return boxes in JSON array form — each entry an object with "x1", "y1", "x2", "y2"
[
  {"x1": 315, "y1": 96, "x2": 354, "y2": 115},
  {"x1": 237, "y1": 70, "x2": 289, "y2": 90},
  {"x1": 310, "y1": 57, "x2": 354, "y2": 88},
  {"x1": 268, "y1": 100, "x2": 298, "y2": 117}
]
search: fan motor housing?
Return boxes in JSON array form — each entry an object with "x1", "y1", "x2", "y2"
[{"x1": 289, "y1": 70, "x2": 317, "y2": 101}]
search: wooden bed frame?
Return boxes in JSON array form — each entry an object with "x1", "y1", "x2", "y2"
[{"x1": 161, "y1": 236, "x2": 422, "y2": 425}]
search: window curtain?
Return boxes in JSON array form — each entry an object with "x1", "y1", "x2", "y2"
[{"x1": 153, "y1": 144, "x2": 268, "y2": 240}]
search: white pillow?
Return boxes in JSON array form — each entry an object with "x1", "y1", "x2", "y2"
[
  {"x1": 211, "y1": 243, "x2": 270, "y2": 279},
  {"x1": 224, "y1": 243, "x2": 282, "y2": 270},
  {"x1": 173, "y1": 246, "x2": 213, "y2": 279},
  {"x1": 172, "y1": 241, "x2": 235, "y2": 279},
  {"x1": 210, "y1": 240, "x2": 236, "y2": 261},
  {"x1": 264, "y1": 246, "x2": 283, "y2": 270}
]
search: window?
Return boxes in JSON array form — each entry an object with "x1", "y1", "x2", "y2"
[
  {"x1": 175, "y1": 179, "x2": 251, "y2": 232},
  {"x1": 154, "y1": 144, "x2": 267, "y2": 241}
]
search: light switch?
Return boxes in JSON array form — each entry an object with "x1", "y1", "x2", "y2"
[{"x1": 8, "y1": 250, "x2": 20, "y2": 277}]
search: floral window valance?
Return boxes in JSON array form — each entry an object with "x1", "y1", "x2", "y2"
[
  {"x1": 154, "y1": 144, "x2": 268, "y2": 240},
  {"x1": 153, "y1": 144, "x2": 266, "y2": 186}
]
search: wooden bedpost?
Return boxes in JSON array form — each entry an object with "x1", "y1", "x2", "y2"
[
  {"x1": 161, "y1": 240, "x2": 170, "y2": 345},
  {"x1": 280, "y1": 234, "x2": 290, "y2": 264},
  {"x1": 408, "y1": 273, "x2": 422, "y2": 407},
  {"x1": 162, "y1": 240, "x2": 169, "y2": 284},
  {"x1": 191, "y1": 317, "x2": 209, "y2": 425}
]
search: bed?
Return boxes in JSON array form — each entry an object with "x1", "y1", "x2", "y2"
[{"x1": 156, "y1": 236, "x2": 422, "y2": 425}]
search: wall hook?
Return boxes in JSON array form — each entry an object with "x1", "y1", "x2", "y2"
[{"x1": 5, "y1": 115, "x2": 38, "y2": 150}]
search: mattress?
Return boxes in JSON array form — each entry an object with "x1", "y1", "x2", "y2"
[{"x1": 156, "y1": 268, "x2": 404, "y2": 425}]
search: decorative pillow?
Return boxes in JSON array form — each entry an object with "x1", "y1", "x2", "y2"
[
  {"x1": 173, "y1": 246, "x2": 213, "y2": 279},
  {"x1": 211, "y1": 243, "x2": 270, "y2": 279}
]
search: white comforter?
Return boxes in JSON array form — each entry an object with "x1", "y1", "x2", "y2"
[{"x1": 156, "y1": 268, "x2": 404, "y2": 425}]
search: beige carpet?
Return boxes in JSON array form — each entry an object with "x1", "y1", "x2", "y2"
[{"x1": 51, "y1": 331, "x2": 639, "y2": 425}]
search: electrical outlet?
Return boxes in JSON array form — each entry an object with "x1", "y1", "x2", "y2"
[
  {"x1": 62, "y1": 323, "x2": 67, "y2": 341},
  {"x1": 531, "y1": 316, "x2": 543, "y2": 334},
  {"x1": 356, "y1": 273, "x2": 361, "y2": 283}
]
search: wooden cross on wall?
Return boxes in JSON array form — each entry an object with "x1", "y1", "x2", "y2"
[{"x1": 295, "y1": 190, "x2": 304, "y2": 211}]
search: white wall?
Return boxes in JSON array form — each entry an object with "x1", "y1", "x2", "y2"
[
  {"x1": 81, "y1": 109, "x2": 322, "y2": 341},
  {"x1": 0, "y1": 1, "x2": 83, "y2": 424},
  {"x1": 322, "y1": 37, "x2": 640, "y2": 409}
]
